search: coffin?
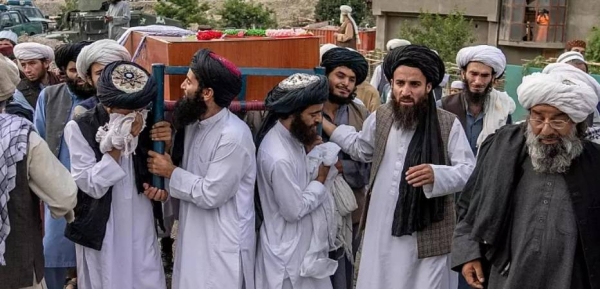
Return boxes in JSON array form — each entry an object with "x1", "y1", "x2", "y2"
[{"x1": 122, "y1": 32, "x2": 321, "y2": 101}]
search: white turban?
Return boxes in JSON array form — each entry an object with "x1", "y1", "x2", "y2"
[
  {"x1": 542, "y1": 63, "x2": 600, "y2": 102},
  {"x1": 0, "y1": 57, "x2": 20, "y2": 101},
  {"x1": 340, "y1": 5, "x2": 352, "y2": 14},
  {"x1": 456, "y1": 45, "x2": 506, "y2": 78},
  {"x1": 13, "y1": 42, "x2": 54, "y2": 61},
  {"x1": 76, "y1": 39, "x2": 131, "y2": 80},
  {"x1": 319, "y1": 43, "x2": 338, "y2": 62},
  {"x1": 386, "y1": 39, "x2": 411, "y2": 51},
  {"x1": 556, "y1": 51, "x2": 585, "y2": 64},
  {"x1": 451, "y1": 80, "x2": 464, "y2": 89},
  {"x1": 0, "y1": 31, "x2": 18, "y2": 45},
  {"x1": 517, "y1": 72, "x2": 598, "y2": 123}
]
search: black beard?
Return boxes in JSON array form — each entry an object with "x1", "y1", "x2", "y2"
[
  {"x1": 463, "y1": 79, "x2": 492, "y2": 106},
  {"x1": 66, "y1": 78, "x2": 96, "y2": 99},
  {"x1": 392, "y1": 95, "x2": 429, "y2": 130},
  {"x1": 173, "y1": 90, "x2": 208, "y2": 129},
  {"x1": 289, "y1": 113, "x2": 319, "y2": 146},
  {"x1": 328, "y1": 91, "x2": 355, "y2": 105}
]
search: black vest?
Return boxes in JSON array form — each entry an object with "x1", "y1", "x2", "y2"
[
  {"x1": 0, "y1": 151, "x2": 45, "y2": 289},
  {"x1": 64, "y1": 104, "x2": 154, "y2": 250}
]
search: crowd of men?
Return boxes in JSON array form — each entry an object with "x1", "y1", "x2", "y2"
[{"x1": 0, "y1": 24, "x2": 599, "y2": 289}]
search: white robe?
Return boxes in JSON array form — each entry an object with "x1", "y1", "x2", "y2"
[
  {"x1": 106, "y1": 0, "x2": 130, "y2": 39},
  {"x1": 168, "y1": 109, "x2": 256, "y2": 289},
  {"x1": 330, "y1": 112, "x2": 476, "y2": 289},
  {"x1": 63, "y1": 121, "x2": 166, "y2": 289},
  {"x1": 255, "y1": 122, "x2": 333, "y2": 289}
]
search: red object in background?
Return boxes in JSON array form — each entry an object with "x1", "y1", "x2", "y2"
[{"x1": 196, "y1": 30, "x2": 224, "y2": 41}]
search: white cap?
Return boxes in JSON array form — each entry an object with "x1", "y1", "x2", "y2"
[
  {"x1": 0, "y1": 31, "x2": 18, "y2": 45},
  {"x1": 340, "y1": 5, "x2": 352, "y2": 14},
  {"x1": 556, "y1": 51, "x2": 585, "y2": 64},
  {"x1": 451, "y1": 80, "x2": 464, "y2": 89}
]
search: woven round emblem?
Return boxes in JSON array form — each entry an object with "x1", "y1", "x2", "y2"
[
  {"x1": 278, "y1": 73, "x2": 320, "y2": 90},
  {"x1": 111, "y1": 64, "x2": 149, "y2": 93}
]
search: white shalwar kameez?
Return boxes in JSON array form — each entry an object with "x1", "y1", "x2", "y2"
[
  {"x1": 63, "y1": 121, "x2": 166, "y2": 289},
  {"x1": 255, "y1": 122, "x2": 334, "y2": 289},
  {"x1": 168, "y1": 108, "x2": 256, "y2": 289},
  {"x1": 330, "y1": 112, "x2": 476, "y2": 289}
]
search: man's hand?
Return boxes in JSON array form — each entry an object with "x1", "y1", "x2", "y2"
[
  {"x1": 150, "y1": 121, "x2": 173, "y2": 152},
  {"x1": 317, "y1": 164, "x2": 330, "y2": 184},
  {"x1": 321, "y1": 118, "x2": 337, "y2": 138},
  {"x1": 142, "y1": 183, "x2": 169, "y2": 202},
  {"x1": 107, "y1": 148, "x2": 121, "y2": 162},
  {"x1": 104, "y1": 15, "x2": 113, "y2": 22},
  {"x1": 305, "y1": 136, "x2": 323, "y2": 154},
  {"x1": 130, "y1": 112, "x2": 144, "y2": 137},
  {"x1": 334, "y1": 160, "x2": 343, "y2": 174},
  {"x1": 406, "y1": 164, "x2": 434, "y2": 187},
  {"x1": 147, "y1": 150, "x2": 176, "y2": 179},
  {"x1": 462, "y1": 260, "x2": 486, "y2": 289}
]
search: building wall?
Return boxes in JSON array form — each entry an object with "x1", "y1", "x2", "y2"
[
  {"x1": 372, "y1": 0, "x2": 501, "y2": 21},
  {"x1": 565, "y1": 0, "x2": 600, "y2": 41}
]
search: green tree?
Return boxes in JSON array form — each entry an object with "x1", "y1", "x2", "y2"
[
  {"x1": 315, "y1": 0, "x2": 369, "y2": 26},
  {"x1": 586, "y1": 27, "x2": 600, "y2": 63},
  {"x1": 154, "y1": 0, "x2": 212, "y2": 28},
  {"x1": 218, "y1": 0, "x2": 276, "y2": 29},
  {"x1": 398, "y1": 9, "x2": 476, "y2": 63}
]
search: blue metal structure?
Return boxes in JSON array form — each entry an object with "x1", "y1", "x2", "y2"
[{"x1": 151, "y1": 63, "x2": 326, "y2": 189}]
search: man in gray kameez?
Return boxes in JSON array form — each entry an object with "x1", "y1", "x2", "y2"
[
  {"x1": 105, "y1": 0, "x2": 131, "y2": 40},
  {"x1": 452, "y1": 72, "x2": 600, "y2": 289}
]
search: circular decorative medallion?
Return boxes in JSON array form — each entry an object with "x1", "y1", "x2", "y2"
[
  {"x1": 278, "y1": 73, "x2": 320, "y2": 90},
  {"x1": 111, "y1": 64, "x2": 149, "y2": 93}
]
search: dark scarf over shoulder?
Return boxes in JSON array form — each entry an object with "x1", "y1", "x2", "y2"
[
  {"x1": 458, "y1": 124, "x2": 600, "y2": 287},
  {"x1": 392, "y1": 92, "x2": 448, "y2": 236},
  {"x1": 65, "y1": 104, "x2": 153, "y2": 250}
]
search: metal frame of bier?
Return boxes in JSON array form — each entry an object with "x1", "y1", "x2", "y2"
[{"x1": 151, "y1": 63, "x2": 326, "y2": 189}]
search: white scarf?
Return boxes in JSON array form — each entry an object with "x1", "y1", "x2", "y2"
[
  {"x1": 95, "y1": 110, "x2": 148, "y2": 156},
  {"x1": 476, "y1": 89, "x2": 516, "y2": 148}
]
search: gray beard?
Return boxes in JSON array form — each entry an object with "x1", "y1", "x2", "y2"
[{"x1": 525, "y1": 124, "x2": 583, "y2": 174}]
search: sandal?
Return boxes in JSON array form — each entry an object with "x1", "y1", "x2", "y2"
[{"x1": 65, "y1": 278, "x2": 77, "y2": 289}]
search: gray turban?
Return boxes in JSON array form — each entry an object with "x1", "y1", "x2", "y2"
[
  {"x1": 0, "y1": 57, "x2": 20, "y2": 101},
  {"x1": 76, "y1": 39, "x2": 131, "y2": 80}
]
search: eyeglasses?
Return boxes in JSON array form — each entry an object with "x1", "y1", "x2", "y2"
[{"x1": 529, "y1": 117, "x2": 571, "y2": 130}]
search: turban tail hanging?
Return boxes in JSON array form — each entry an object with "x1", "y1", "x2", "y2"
[
  {"x1": 382, "y1": 45, "x2": 448, "y2": 236},
  {"x1": 255, "y1": 73, "x2": 329, "y2": 147}
]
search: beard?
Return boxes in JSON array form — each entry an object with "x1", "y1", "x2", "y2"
[
  {"x1": 463, "y1": 79, "x2": 492, "y2": 106},
  {"x1": 328, "y1": 91, "x2": 355, "y2": 105},
  {"x1": 173, "y1": 90, "x2": 208, "y2": 129},
  {"x1": 66, "y1": 78, "x2": 96, "y2": 99},
  {"x1": 289, "y1": 113, "x2": 319, "y2": 146},
  {"x1": 392, "y1": 94, "x2": 430, "y2": 130},
  {"x1": 525, "y1": 124, "x2": 583, "y2": 174}
]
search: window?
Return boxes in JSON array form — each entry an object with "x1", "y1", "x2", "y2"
[
  {"x1": 9, "y1": 12, "x2": 21, "y2": 24},
  {"x1": 500, "y1": 0, "x2": 568, "y2": 43}
]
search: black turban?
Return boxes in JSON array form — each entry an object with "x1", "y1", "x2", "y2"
[
  {"x1": 190, "y1": 49, "x2": 242, "y2": 108},
  {"x1": 320, "y1": 47, "x2": 368, "y2": 85},
  {"x1": 97, "y1": 61, "x2": 156, "y2": 110},
  {"x1": 54, "y1": 41, "x2": 94, "y2": 72},
  {"x1": 255, "y1": 73, "x2": 329, "y2": 146},
  {"x1": 383, "y1": 45, "x2": 445, "y2": 88},
  {"x1": 379, "y1": 45, "x2": 449, "y2": 238}
]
